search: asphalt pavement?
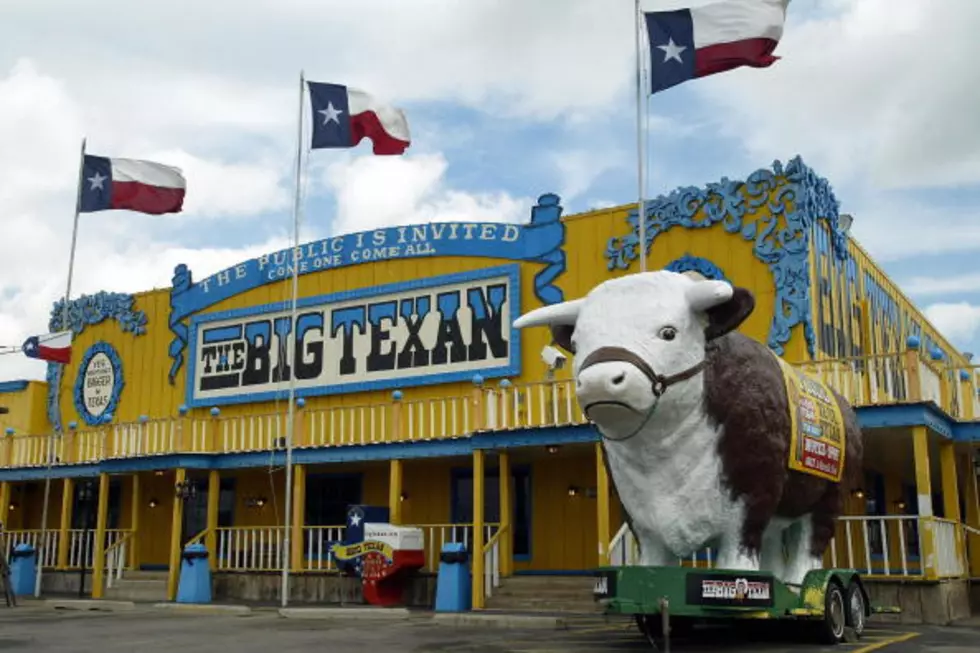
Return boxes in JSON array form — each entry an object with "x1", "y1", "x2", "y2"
[{"x1": 0, "y1": 603, "x2": 976, "y2": 652}]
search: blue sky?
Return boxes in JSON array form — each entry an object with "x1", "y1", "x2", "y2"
[{"x1": 2, "y1": 0, "x2": 980, "y2": 381}]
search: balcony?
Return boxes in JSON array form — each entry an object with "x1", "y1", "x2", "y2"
[{"x1": 1, "y1": 342, "x2": 975, "y2": 470}]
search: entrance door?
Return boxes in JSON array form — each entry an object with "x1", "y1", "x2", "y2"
[
  {"x1": 304, "y1": 473, "x2": 362, "y2": 563},
  {"x1": 180, "y1": 478, "x2": 236, "y2": 544},
  {"x1": 451, "y1": 466, "x2": 531, "y2": 561}
]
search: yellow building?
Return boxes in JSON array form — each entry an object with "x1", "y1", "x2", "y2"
[{"x1": 1, "y1": 155, "x2": 978, "y2": 620}]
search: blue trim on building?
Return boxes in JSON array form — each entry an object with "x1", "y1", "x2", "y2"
[
  {"x1": 184, "y1": 264, "x2": 522, "y2": 409},
  {"x1": 0, "y1": 380, "x2": 29, "y2": 393}
]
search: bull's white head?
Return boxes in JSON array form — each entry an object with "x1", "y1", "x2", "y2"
[{"x1": 513, "y1": 270, "x2": 755, "y2": 441}]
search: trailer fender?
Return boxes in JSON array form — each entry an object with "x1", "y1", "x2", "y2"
[{"x1": 799, "y1": 570, "x2": 870, "y2": 617}]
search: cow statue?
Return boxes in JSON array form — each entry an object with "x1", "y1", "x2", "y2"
[{"x1": 513, "y1": 270, "x2": 863, "y2": 586}]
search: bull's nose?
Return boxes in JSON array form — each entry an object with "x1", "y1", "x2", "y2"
[{"x1": 576, "y1": 362, "x2": 638, "y2": 408}]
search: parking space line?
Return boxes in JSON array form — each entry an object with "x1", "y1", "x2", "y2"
[{"x1": 851, "y1": 631, "x2": 919, "y2": 652}]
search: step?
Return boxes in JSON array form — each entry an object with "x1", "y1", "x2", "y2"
[
  {"x1": 492, "y1": 586, "x2": 595, "y2": 600},
  {"x1": 121, "y1": 570, "x2": 169, "y2": 581},
  {"x1": 484, "y1": 597, "x2": 604, "y2": 613},
  {"x1": 104, "y1": 579, "x2": 168, "y2": 603},
  {"x1": 498, "y1": 576, "x2": 596, "y2": 589}
]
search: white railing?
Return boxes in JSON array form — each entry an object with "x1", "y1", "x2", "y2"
[
  {"x1": 219, "y1": 414, "x2": 285, "y2": 452},
  {"x1": 421, "y1": 523, "x2": 497, "y2": 572},
  {"x1": 488, "y1": 380, "x2": 584, "y2": 430},
  {"x1": 404, "y1": 397, "x2": 470, "y2": 441},
  {"x1": 306, "y1": 405, "x2": 387, "y2": 447},
  {"x1": 216, "y1": 526, "x2": 284, "y2": 571},
  {"x1": 302, "y1": 525, "x2": 346, "y2": 571},
  {"x1": 2, "y1": 529, "x2": 59, "y2": 568},
  {"x1": 112, "y1": 420, "x2": 177, "y2": 457},
  {"x1": 104, "y1": 534, "x2": 132, "y2": 589},
  {"x1": 66, "y1": 529, "x2": 125, "y2": 569},
  {"x1": 919, "y1": 361, "x2": 943, "y2": 405},
  {"x1": 608, "y1": 523, "x2": 714, "y2": 569},
  {"x1": 933, "y1": 518, "x2": 966, "y2": 578},
  {"x1": 483, "y1": 529, "x2": 503, "y2": 600}
]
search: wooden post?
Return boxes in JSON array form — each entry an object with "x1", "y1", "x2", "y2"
[
  {"x1": 858, "y1": 300, "x2": 874, "y2": 403},
  {"x1": 130, "y1": 474, "x2": 140, "y2": 570},
  {"x1": 90, "y1": 473, "x2": 110, "y2": 599},
  {"x1": 961, "y1": 449, "x2": 980, "y2": 577},
  {"x1": 206, "y1": 470, "x2": 219, "y2": 567},
  {"x1": 166, "y1": 468, "x2": 187, "y2": 601},
  {"x1": 291, "y1": 464, "x2": 306, "y2": 572},
  {"x1": 905, "y1": 337, "x2": 923, "y2": 402},
  {"x1": 471, "y1": 449, "x2": 485, "y2": 610},
  {"x1": 939, "y1": 442, "x2": 964, "y2": 574},
  {"x1": 498, "y1": 451, "x2": 512, "y2": 577},
  {"x1": 959, "y1": 371, "x2": 974, "y2": 420},
  {"x1": 388, "y1": 459, "x2": 403, "y2": 525},
  {"x1": 911, "y1": 426, "x2": 937, "y2": 579},
  {"x1": 0, "y1": 482, "x2": 10, "y2": 529},
  {"x1": 57, "y1": 478, "x2": 74, "y2": 569},
  {"x1": 391, "y1": 391, "x2": 403, "y2": 442},
  {"x1": 596, "y1": 442, "x2": 611, "y2": 567}
]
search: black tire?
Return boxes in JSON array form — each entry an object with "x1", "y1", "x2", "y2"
[
  {"x1": 816, "y1": 581, "x2": 847, "y2": 645},
  {"x1": 844, "y1": 580, "x2": 867, "y2": 638}
]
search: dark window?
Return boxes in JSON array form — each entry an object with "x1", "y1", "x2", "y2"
[
  {"x1": 71, "y1": 478, "x2": 122, "y2": 530},
  {"x1": 452, "y1": 467, "x2": 531, "y2": 558},
  {"x1": 181, "y1": 477, "x2": 235, "y2": 542},
  {"x1": 305, "y1": 473, "x2": 362, "y2": 527}
]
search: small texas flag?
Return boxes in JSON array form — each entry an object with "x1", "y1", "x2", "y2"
[
  {"x1": 22, "y1": 331, "x2": 73, "y2": 364},
  {"x1": 307, "y1": 81, "x2": 411, "y2": 155},
  {"x1": 80, "y1": 155, "x2": 186, "y2": 215},
  {"x1": 645, "y1": 0, "x2": 788, "y2": 94}
]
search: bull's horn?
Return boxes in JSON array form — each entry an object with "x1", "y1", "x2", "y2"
[
  {"x1": 513, "y1": 299, "x2": 583, "y2": 329},
  {"x1": 686, "y1": 279, "x2": 733, "y2": 312}
]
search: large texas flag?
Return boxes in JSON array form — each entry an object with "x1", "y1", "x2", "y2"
[
  {"x1": 645, "y1": 0, "x2": 789, "y2": 94},
  {"x1": 307, "y1": 81, "x2": 411, "y2": 155},
  {"x1": 80, "y1": 155, "x2": 186, "y2": 214}
]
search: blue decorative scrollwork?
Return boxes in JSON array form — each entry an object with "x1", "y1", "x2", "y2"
[
  {"x1": 73, "y1": 341, "x2": 125, "y2": 427},
  {"x1": 45, "y1": 291, "x2": 147, "y2": 431},
  {"x1": 664, "y1": 254, "x2": 729, "y2": 282},
  {"x1": 604, "y1": 156, "x2": 846, "y2": 357}
]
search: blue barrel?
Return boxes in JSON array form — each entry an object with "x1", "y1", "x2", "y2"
[
  {"x1": 434, "y1": 542, "x2": 471, "y2": 612},
  {"x1": 176, "y1": 543, "x2": 212, "y2": 604},
  {"x1": 9, "y1": 543, "x2": 37, "y2": 596}
]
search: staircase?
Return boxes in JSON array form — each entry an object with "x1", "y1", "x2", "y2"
[
  {"x1": 484, "y1": 575, "x2": 603, "y2": 614},
  {"x1": 103, "y1": 570, "x2": 168, "y2": 603}
]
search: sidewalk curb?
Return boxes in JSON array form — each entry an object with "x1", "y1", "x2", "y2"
[
  {"x1": 431, "y1": 612, "x2": 569, "y2": 629},
  {"x1": 279, "y1": 607, "x2": 412, "y2": 620},
  {"x1": 44, "y1": 599, "x2": 136, "y2": 612},
  {"x1": 152, "y1": 603, "x2": 252, "y2": 616}
]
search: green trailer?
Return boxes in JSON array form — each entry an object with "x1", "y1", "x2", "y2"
[{"x1": 593, "y1": 565, "x2": 899, "y2": 650}]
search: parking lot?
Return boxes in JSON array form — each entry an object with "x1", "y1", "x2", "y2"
[{"x1": 0, "y1": 605, "x2": 976, "y2": 653}]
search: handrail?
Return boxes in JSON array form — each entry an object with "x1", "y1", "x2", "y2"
[
  {"x1": 481, "y1": 524, "x2": 507, "y2": 601},
  {"x1": 104, "y1": 530, "x2": 134, "y2": 589}
]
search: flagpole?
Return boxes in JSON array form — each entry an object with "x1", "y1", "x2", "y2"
[
  {"x1": 35, "y1": 137, "x2": 87, "y2": 598},
  {"x1": 280, "y1": 71, "x2": 304, "y2": 608},
  {"x1": 634, "y1": 0, "x2": 647, "y2": 273}
]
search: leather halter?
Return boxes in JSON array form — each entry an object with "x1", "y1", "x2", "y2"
[{"x1": 579, "y1": 346, "x2": 706, "y2": 398}]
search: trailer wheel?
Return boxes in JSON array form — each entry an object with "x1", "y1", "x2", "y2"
[
  {"x1": 816, "y1": 581, "x2": 847, "y2": 645},
  {"x1": 844, "y1": 581, "x2": 866, "y2": 638}
]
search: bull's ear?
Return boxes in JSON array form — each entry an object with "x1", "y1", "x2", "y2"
[
  {"x1": 551, "y1": 325, "x2": 575, "y2": 354},
  {"x1": 704, "y1": 287, "x2": 755, "y2": 340}
]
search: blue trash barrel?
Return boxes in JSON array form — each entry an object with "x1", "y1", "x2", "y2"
[
  {"x1": 434, "y1": 542, "x2": 471, "y2": 612},
  {"x1": 9, "y1": 543, "x2": 37, "y2": 596},
  {"x1": 176, "y1": 542, "x2": 212, "y2": 604}
]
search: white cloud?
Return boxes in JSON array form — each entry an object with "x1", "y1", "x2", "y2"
[
  {"x1": 323, "y1": 153, "x2": 531, "y2": 235},
  {"x1": 923, "y1": 302, "x2": 980, "y2": 346},
  {"x1": 900, "y1": 273, "x2": 980, "y2": 298},
  {"x1": 697, "y1": 0, "x2": 980, "y2": 190}
]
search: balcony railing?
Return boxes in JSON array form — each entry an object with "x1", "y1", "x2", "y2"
[{"x1": 2, "y1": 343, "x2": 975, "y2": 469}]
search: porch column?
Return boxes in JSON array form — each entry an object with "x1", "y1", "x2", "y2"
[
  {"x1": 130, "y1": 474, "x2": 140, "y2": 569},
  {"x1": 388, "y1": 459, "x2": 403, "y2": 524},
  {"x1": 962, "y1": 448, "x2": 980, "y2": 577},
  {"x1": 498, "y1": 451, "x2": 512, "y2": 577},
  {"x1": 57, "y1": 478, "x2": 74, "y2": 569},
  {"x1": 596, "y1": 442, "x2": 611, "y2": 567},
  {"x1": 0, "y1": 481, "x2": 10, "y2": 528},
  {"x1": 206, "y1": 470, "x2": 219, "y2": 566},
  {"x1": 90, "y1": 473, "x2": 111, "y2": 599},
  {"x1": 911, "y1": 426, "x2": 937, "y2": 579},
  {"x1": 471, "y1": 449, "x2": 485, "y2": 610},
  {"x1": 166, "y1": 468, "x2": 187, "y2": 601},
  {"x1": 291, "y1": 464, "x2": 306, "y2": 572},
  {"x1": 939, "y1": 441, "x2": 964, "y2": 572}
]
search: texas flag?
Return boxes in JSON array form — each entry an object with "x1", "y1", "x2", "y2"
[
  {"x1": 22, "y1": 331, "x2": 73, "y2": 365},
  {"x1": 80, "y1": 155, "x2": 186, "y2": 215},
  {"x1": 307, "y1": 81, "x2": 411, "y2": 155},
  {"x1": 645, "y1": 0, "x2": 788, "y2": 94}
]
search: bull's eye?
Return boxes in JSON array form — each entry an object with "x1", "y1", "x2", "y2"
[{"x1": 659, "y1": 326, "x2": 677, "y2": 341}]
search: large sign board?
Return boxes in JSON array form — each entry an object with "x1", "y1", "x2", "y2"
[
  {"x1": 685, "y1": 572, "x2": 775, "y2": 608},
  {"x1": 168, "y1": 194, "x2": 565, "y2": 384},
  {"x1": 186, "y1": 265, "x2": 521, "y2": 407},
  {"x1": 774, "y1": 355, "x2": 846, "y2": 483},
  {"x1": 73, "y1": 341, "x2": 125, "y2": 426}
]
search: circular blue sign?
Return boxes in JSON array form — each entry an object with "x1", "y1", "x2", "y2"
[{"x1": 73, "y1": 341, "x2": 125, "y2": 426}]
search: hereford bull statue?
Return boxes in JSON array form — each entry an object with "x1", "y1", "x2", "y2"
[{"x1": 514, "y1": 270, "x2": 863, "y2": 586}]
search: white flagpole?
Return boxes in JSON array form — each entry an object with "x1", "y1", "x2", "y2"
[
  {"x1": 35, "y1": 137, "x2": 87, "y2": 597},
  {"x1": 280, "y1": 71, "x2": 304, "y2": 608},
  {"x1": 634, "y1": 0, "x2": 647, "y2": 273}
]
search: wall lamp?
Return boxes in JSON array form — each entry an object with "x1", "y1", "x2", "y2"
[
  {"x1": 399, "y1": 492, "x2": 408, "y2": 502},
  {"x1": 546, "y1": 445, "x2": 560, "y2": 454},
  {"x1": 850, "y1": 488, "x2": 865, "y2": 500},
  {"x1": 148, "y1": 498, "x2": 159, "y2": 508},
  {"x1": 245, "y1": 496, "x2": 268, "y2": 509}
]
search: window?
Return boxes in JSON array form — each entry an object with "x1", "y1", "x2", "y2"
[
  {"x1": 451, "y1": 467, "x2": 531, "y2": 559},
  {"x1": 181, "y1": 478, "x2": 235, "y2": 542},
  {"x1": 71, "y1": 479, "x2": 122, "y2": 530},
  {"x1": 305, "y1": 474, "x2": 362, "y2": 527}
]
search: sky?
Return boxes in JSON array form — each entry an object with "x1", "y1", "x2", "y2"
[{"x1": 2, "y1": 0, "x2": 980, "y2": 382}]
